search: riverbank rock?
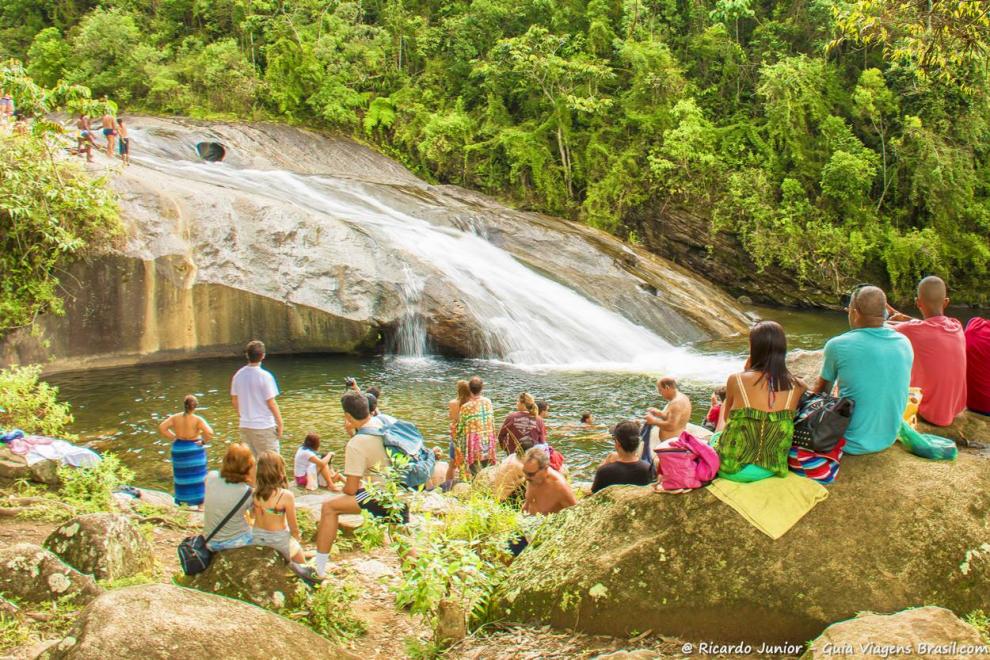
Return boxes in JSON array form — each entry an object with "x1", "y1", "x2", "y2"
[
  {"x1": 0, "y1": 543, "x2": 101, "y2": 605},
  {"x1": 0, "y1": 446, "x2": 60, "y2": 487},
  {"x1": 44, "y1": 513, "x2": 154, "y2": 580},
  {"x1": 47, "y1": 583, "x2": 352, "y2": 659},
  {"x1": 494, "y1": 448, "x2": 990, "y2": 644},
  {"x1": 802, "y1": 607, "x2": 989, "y2": 659},
  {"x1": 178, "y1": 545, "x2": 304, "y2": 610}
]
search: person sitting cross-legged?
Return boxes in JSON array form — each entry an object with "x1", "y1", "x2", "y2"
[
  {"x1": 591, "y1": 420, "x2": 654, "y2": 493},
  {"x1": 313, "y1": 392, "x2": 409, "y2": 578}
]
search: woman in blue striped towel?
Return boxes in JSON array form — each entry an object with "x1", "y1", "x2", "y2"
[{"x1": 159, "y1": 395, "x2": 213, "y2": 508}]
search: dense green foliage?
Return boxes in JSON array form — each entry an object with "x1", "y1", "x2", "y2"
[
  {"x1": 3, "y1": 1, "x2": 988, "y2": 301},
  {"x1": 0, "y1": 63, "x2": 120, "y2": 332},
  {"x1": 0, "y1": 364, "x2": 75, "y2": 437}
]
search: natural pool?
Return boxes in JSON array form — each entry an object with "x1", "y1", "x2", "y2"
[{"x1": 44, "y1": 307, "x2": 857, "y2": 489}]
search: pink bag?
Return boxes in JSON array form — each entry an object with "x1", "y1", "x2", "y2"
[{"x1": 655, "y1": 431, "x2": 720, "y2": 491}]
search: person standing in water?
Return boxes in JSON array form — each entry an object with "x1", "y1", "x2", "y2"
[
  {"x1": 445, "y1": 379, "x2": 471, "y2": 482},
  {"x1": 453, "y1": 376, "x2": 498, "y2": 477},
  {"x1": 159, "y1": 394, "x2": 213, "y2": 508}
]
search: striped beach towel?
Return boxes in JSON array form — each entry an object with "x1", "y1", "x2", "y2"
[
  {"x1": 787, "y1": 438, "x2": 845, "y2": 484},
  {"x1": 172, "y1": 439, "x2": 208, "y2": 505}
]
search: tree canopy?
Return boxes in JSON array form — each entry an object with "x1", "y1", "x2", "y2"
[{"x1": 3, "y1": 0, "x2": 988, "y2": 303}]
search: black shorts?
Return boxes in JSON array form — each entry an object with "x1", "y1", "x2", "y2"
[{"x1": 355, "y1": 488, "x2": 409, "y2": 524}]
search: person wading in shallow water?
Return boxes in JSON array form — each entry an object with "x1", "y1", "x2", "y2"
[{"x1": 643, "y1": 377, "x2": 691, "y2": 461}]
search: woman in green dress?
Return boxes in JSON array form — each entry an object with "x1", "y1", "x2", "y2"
[{"x1": 715, "y1": 321, "x2": 806, "y2": 482}]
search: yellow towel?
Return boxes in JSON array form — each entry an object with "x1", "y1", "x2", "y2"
[{"x1": 707, "y1": 473, "x2": 829, "y2": 540}]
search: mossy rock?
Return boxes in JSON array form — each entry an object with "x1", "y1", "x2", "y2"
[
  {"x1": 48, "y1": 583, "x2": 355, "y2": 659},
  {"x1": 802, "y1": 607, "x2": 988, "y2": 659},
  {"x1": 177, "y1": 545, "x2": 306, "y2": 611},
  {"x1": 0, "y1": 543, "x2": 102, "y2": 605},
  {"x1": 495, "y1": 448, "x2": 990, "y2": 645},
  {"x1": 44, "y1": 513, "x2": 154, "y2": 581},
  {"x1": 0, "y1": 445, "x2": 60, "y2": 487}
]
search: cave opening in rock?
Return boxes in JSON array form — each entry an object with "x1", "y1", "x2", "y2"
[{"x1": 196, "y1": 142, "x2": 226, "y2": 162}]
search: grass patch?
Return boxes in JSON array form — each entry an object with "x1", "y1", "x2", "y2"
[
  {"x1": 965, "y1": 610, "x2": 990, "y2": 643},
  {"x1": 0, "y1": 612, "x2": 30, "y2": 652}
]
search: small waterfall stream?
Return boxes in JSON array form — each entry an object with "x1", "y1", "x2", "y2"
[{"x1": 126, "y1": 127, "x2": 737, "y2": 379}]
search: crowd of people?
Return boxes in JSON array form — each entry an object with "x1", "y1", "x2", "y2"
[{"x1": 161, "y1": 276, "x2": 989, "y2": 580}]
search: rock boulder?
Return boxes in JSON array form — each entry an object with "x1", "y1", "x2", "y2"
[
  {"x1": 47, "y1": 583, "x2": 353, "y2": 659},
  {"x1": 495, "y1": 448, "x2": 990, "y2": 644},
  {"x1": 44, "y1": 513, "x2": 154, "y2": 581},
  {"x1": 178, "y1": 545, "x2": 305, "y2": 610},
  {"x1": 0, "y1": 446, "x2": 60, "y2": 487},
  {"x1": 0, "y1": 543, "x2": 101, "y2": 605},
  {"x1": 803, "y1": 607, "x2": 989, "y2": 659}
]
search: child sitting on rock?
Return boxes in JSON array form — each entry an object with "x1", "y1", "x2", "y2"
[
  {"x1": 293, "y1": 432, "x2": 343, "y2": 491},
  {"x1": 252, "y1": 451, "x2": 306, "y2": 564}
]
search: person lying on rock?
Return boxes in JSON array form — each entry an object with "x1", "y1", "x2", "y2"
[
  {"x1": 812, "y1": 285, "x2": 913, "y2": 457},
  {"x1": 886, "y1": 276, "x2": 967, "y2": 427},
  {"x1": 591, "y1": 421, "x2": 654, "y2": 493},
  {"x1": 313, "y1": 392, "x2": 410, "y2": 578},
  {"x1": 293, "y1": 432, "x2": 343, "y2": 491},
  {"x1": 522, "y1": 447, "x2": 576, "y2": 516},
  {"x1": 642, "y1": 377, "x2": 691, "y2": 461}
]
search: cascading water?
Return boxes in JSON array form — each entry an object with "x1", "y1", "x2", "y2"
[
  {"x1": 126, "y1": 127, "x2": 738, "y2": 380},
  {"x1": 390, "y1": 265, "x2": 429, "y2": 358}
]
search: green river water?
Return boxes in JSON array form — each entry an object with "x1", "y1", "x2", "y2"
[{"x1": 44, "y1": 306, "x2": 860, "y2": 489}]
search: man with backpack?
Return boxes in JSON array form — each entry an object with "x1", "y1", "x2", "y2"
[{"x1": 313, "y1": 391, "x2": 410, "y2": 578}]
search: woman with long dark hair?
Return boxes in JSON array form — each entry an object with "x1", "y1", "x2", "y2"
[
  {"x1": 715, "y1": 321, "x2": 807, "y2": 482},
  {"x1": 159, "y1": 394, "x2": 213, "y2": 507}
]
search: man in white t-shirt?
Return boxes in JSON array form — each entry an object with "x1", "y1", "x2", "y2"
[
  {"x1": 230, "y1": 340, "x2": 283, "y2": 456},
  {"x1": 313, "y1": 391, "x2": 408, "y2": 578}
]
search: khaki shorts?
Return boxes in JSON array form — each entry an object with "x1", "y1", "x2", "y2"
[{"x1": 240, "y1": 427, "x2": 279, "y2": 457}]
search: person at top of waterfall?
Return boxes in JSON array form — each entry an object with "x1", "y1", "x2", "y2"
[
  {"x1": 75, "y1": 114, "x2": 96, "y2": 163},
  {"x1": 203, "y1": 443, "x2": 255, "y2": 552},
  {"x1": 313, "y1": 391, "x2": 409, "y2": 578},
  {"x1": 812, "y1": 285, "x2": 913, "y2": 456},
  {"x1": 293, "y1": 432, "x2": 343, "y2": 492},
  {"x1": 523, "y1": 447, "x2": 576, "y2": 515},
  {"x1": 159, "y1": 394, "x2": 213, "y2": 508},
  {"x1": 714, "y1": 321, "x2": 807, "y2": 483},
  {"x1": 231, "y1": 340, "x2": 283, "y2": 457},
  {"x1": 703, "y1": 386, "x2": 727, "y2": 432},
  {"x1": 453, "y1": 376, "x2": 497, "y2": 477},
  {"x1": 591, "y1": 420, "x2": 654, "y2": 493},
  {"x1": 100, "y1": 104, "x2": 117, "y2": 157},
  {"x1": 116, "y1": 116, "x2": 130, "y2": 165},
  {"x1": 444, "y1": 379, "x2": 472, "y2": 483},
  {"x1": 886, "y1": 276, "x2": 967, "y2": 427},
  {"x1": 642, "y1": 377, "x2": 691, "y2": 461},
  {"x1": 252, "y1": 451, "x2": 307, "y2": 565}
]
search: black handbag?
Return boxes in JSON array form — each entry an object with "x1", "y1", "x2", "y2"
[
  {"x1": 178, "y1": 488, "x2": 252, "y2": 576},
  {"x1": 792, "y1": 392, "x2": 854, "y2": 453}
]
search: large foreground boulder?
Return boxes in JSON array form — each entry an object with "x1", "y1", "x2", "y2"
[
  {"x1": 0, "y1": 543, "x2": 101, "y2": 605},
  {"x1": 495, "y1": 448, "x2": 990, "y2": 644},
  {"x1": 48, "y1": 583, "x2": 352, "y2": 659},
  {"x1": 803, "y1": 607, "x2": 989, "y2": 659},
  {"x1": 44, "y1": 513, "x2": 154, "y2": 580},
  {"x1": 178, "y1": 545, "x2": 305, "y2": 610}
]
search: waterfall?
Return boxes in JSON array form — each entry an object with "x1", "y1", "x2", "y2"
[{"x1": 126, "y1": 127, "x2": 738, "y2": 380}]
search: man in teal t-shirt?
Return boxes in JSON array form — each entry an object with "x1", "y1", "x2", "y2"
[{"x1": 814, "y1": 285, "x2": 914, "y2": 455}]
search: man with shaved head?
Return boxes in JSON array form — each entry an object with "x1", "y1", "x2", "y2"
[
  {"x1": 887, "y1": 276, "x2": 967, "y2": 426},
  {"x1": 812, "y1": 285, "x2": 913, "y2": 455}
]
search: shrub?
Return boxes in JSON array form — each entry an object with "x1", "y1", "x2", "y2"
[
  {"x1": 0, "y1": 364, "x2": 74, "y2": 437},
  {"x1": 58, "y1": 453, "x2": 134, "y2": 513}
]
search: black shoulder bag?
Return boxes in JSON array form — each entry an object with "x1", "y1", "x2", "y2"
[
  {"x1": 792, "y1": 392, "x2": 855, "y2": 454},
  {"x1": 178, "y1": 488, "x2": 252, "y2": 576}
]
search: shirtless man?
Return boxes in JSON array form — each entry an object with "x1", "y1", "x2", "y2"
[
  {"x1": 76, "y1": 114, "x2": 96, "y2": 162},
  {"x1": 101, "y1": 108, "x2": 116, "y2": 157},
  {"x1": 643, "y1": 376, "x2": 691, "y2": 461},
  {"x1": 522, "y1": 447, "x2": 576, "y2": 515}
]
